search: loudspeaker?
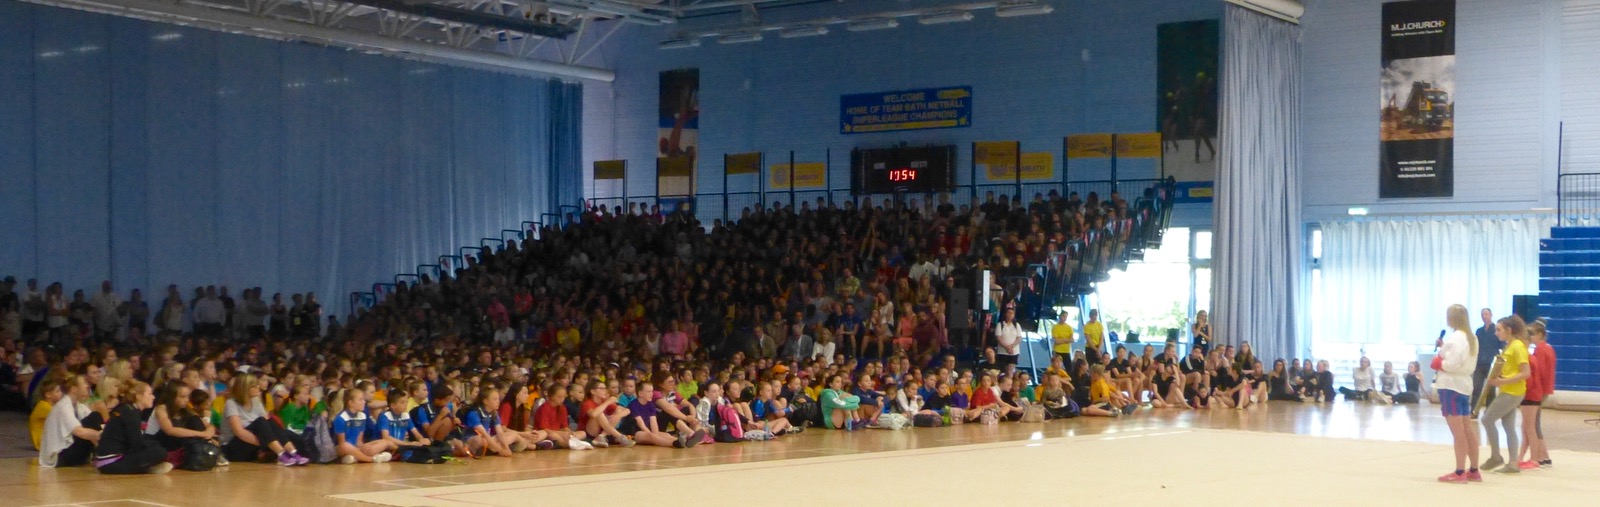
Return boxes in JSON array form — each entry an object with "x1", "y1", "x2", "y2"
[
  {"x1": 1166, "y1": 328, "x2": 1180, "y2": 343},
  {"x1": 947, "y1": 291, "x2": 971, "y2": 330},
  {"x1": 1512, "y1": 294, "x2": 1539, "y2": 323}
]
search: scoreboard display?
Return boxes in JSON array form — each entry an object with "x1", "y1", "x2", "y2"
[{"x1": 850, "y1": 145, "x2": 956, "y2": 194}]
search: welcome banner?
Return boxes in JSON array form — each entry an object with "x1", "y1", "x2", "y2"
[{"x1": 1380, "y1": 1, "x2": 1455, "y2": 198}]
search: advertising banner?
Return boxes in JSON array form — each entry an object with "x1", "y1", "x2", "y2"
[
  {"x1": 725, "y1": 152, "x2": 761, "y2": 175},
  {"x1": 1380, "y1": 1, "x2": 1455, "y2": 198},
  {"x1": 976, "y1": 141, "x2": 1054, "y2": 180},
  {"x1": 593, "y1": 160, "x2": 626, "y2": 180},
  {"x1": 769, "y1": 163, "x2": 827, "y2": 189},
  {"x1": 1066, "y1": 134, "x2": 1113, "y2": 159},
  {"x1": 1115, "y1": 133, "x2": 1163, "y2": 159},
  {"x1": 841, "y1": 86, "x2": 972, "y2": 134}
]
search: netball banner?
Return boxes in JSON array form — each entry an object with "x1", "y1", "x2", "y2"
[{"x1": 1380, "y1": 1, "x2": 1455, "y2": 198}]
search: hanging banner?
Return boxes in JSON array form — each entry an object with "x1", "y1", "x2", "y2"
[
  {"x1": 976, "y1": 142, "x2": 1054, "y2": 180},
  {"x1": 769, "y1": 163, "x2": 827, "y2": 189},
  {"x1": 1380, "y1": 1, "x2": 1455, "y2": 198},
  {"x1": 1157, "y1": 19, "x2": 1219, "y2": 182},
  {"x1": 658, "y1": 68, "x2": 699, "y2": 195},
  {"x1": 1115, "y1": 133, "x2": 1163, "y2": 159},
  {"x1": 1066, "y1": 134, "x2": 1113, "y2": 159},
  {"x1": 593, "y1": 160, "x2": 626, "y2": 180},
  {"x1": 840, "y1": 86, "x2": 972, "y2": 134},
  {"x1": 726, "y1": 152, "x2": 762, "y2": 175}
]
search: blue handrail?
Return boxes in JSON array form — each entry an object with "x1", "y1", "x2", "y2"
[
  {"x1": 459, "y1": 246, "x2": 486, "y2": 262},
  {"x1": 502, "y1": 229, "x2": 524, "y2": 242},
  {"x1": 417, "y1": 264, "x2": 442, "y2": 279},
  {"x1": 394, "y1": 273, "x2": 419, "y2": 286},
  {"x1": 540, "y1": 213, "x2": 561, "y2": 229},
  {"x1": 438, "y1": 255, "x2": 463, "y2": 273}
]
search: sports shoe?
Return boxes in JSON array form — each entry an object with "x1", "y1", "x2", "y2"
[
  {"x1": 1495, "y1": 464, "x2": 1519, "y2": 474},
  {"x1": 675, "y1": 432, "x2": 690, "y2": 448},
  {"x1": 534, "y1": 440, "x2": 556, "y2": 451},
  {"x1": 1540, "y1": 459, "x2": 1553, "y2": 468},
  {"x1": 684, "y1": 429, "x2": 707, "y2": 448},
  {"x1": 289, "y1": 452, "x2": 310, "y2": 466},
  {"x1": 1518, "y1": 460, "x2": 1539, "y2": 470},
  {"x1": 339, "y1": 455, "x2": 357, "y2": 465},
  {"x1": 1121, "y1": 404, "x2": 1137, "y2": 415},
  {"x1": 1437, "y1": 472, "x2": 1468, "y2": 483},
  {"x1": 283, "y1": 453, "x2": 305, "y2": 466},
  {"x1": 1480, "y1": 456, "x2": 1504, "y2": 471},
  {"x1": 568, "y1": 438, "x2": 593, "y2": 450},
  {"x1": 509, "y1": 441, "x2": 527, "y2": 453},
  {"x1": 373, "y1": 452, "x2": 392, "y2": 463},
  {"x1": 590, "y1": 437, "x2": 609, "y2": 448},
  {"x1": 147, "y1": 462, "x2": 174, "y2": 474},
  {"x1": 619, "y1": 437, "x2": 636, "y2": 447},
  {"x1": 788, "y1": 426, "x2": 805, "y2": 435},
  {"x1": 1465, "y1": 470, "x2": 1483, "y2": 482},
  {"x1": 216, "y1": 456, "x2": 231, "y2": 467}
]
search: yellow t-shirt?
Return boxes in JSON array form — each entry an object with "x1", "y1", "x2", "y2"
[
  {"x1": 29, "y1": 399, "x2": 53, "y2": 450},
  {"x1": 1497, "y1": 339, "x2": 1530, "y2": 397},
  {"x1": 1050, "y1": 323, "x2": 1075, "y2": 354},
  {"x1": 1084, "y1": 321, "x2": 1105, "y2": 349},
  {"x1": 1089, "y1": 378, "x2": 1113, "y2": 403}
]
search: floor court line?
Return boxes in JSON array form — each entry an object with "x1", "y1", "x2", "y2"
[
  {"x1": 23, "y1": 499, "x2": 181, "y2": 507},
  {"x1": 371, "y1": 448, "x2": 830, "y2": 488}
]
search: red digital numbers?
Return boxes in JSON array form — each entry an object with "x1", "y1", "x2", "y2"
[{"x1": 887, "y1": 168, "x2": 917, "y2": 182}]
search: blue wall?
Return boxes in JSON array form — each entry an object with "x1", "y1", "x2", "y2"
[
  {"x1": 0, "y1": 1, "x2": 581, "y2": 310},
  {"x1": 1300, "y1": 0, "x2": 1566, "y2": 221},
  {"x1": 581, "y1": 0, "x2": 1221, "y2": 226}
]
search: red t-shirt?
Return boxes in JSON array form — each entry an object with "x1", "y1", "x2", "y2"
[
  {"x1": 1526, "y1": 344, "x2": 1557, "y2": 402},
  {"x1": 577, "y1": 399, "x2": 615, "y2": 429},
  {"x1": 534, "y1": 401, "x2": 569, "y2": 431},
  {"x1": 970, "y1": 386, "x2": 999, "y2": 407}
]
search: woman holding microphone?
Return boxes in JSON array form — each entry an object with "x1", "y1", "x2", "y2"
[{"x1": 1435, "y1": 304, "x2": 1481, "y2": 483}]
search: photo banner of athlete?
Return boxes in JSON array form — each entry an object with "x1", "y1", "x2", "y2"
[
  {"x1": 1381, "y1": 0, "x2": 1455, "y2": 198},
  {"x1": 658, "y1": 68, "x2": 699, "y2": 198}
]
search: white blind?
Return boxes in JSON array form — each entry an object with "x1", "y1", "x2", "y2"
[{"x1": 1564, "y1": 0, "x2": 1600, "y2": 173}]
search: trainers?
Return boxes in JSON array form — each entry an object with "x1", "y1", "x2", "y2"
[
  {"x1": 147, "y1": 462, "x2": 174, "y2": 474},
  {"x1": 289, "y1": 452, "x2": 310, "y2": 466},
  {"x1": 590, "y1": 437, "x2": 609, "y2": 449},
  {"x1": 282, "y1": 453, "x2": 303, "y2": 466},
  {"x1": 1481, "y1": 456, "x2": 1504, "y2": 470},
  {"x1": 1540, "y1": 459, "x2": 1553, "y2": 468},
  {"x1": 1437, "y1": 472, "x2": 1468, "y2": 483},
  {"x1": 1465, "y1": 470, "x2": 1483, "y2": 482},
  {"x1": 216, "y1": 456, "x2": 231, "y2": 467},
  {"x1": 619, "y1": 437, "x2": 636, "y2": 447},
  {"x1": 1495, "y1": 464, "x2": 1519, "y2": 474},
  {"x1": 535, "y1": 440, "x2": 556, "y2": 451},
  {"x1": 675, "y1": 432, "x2": 690, "y2": 448},
  {"x1": 509, "y1": 441, "x2": 527, "y2": 453},
  {"x1": 789, "y1": 426, "x2": 805, "y2": 435},
  {"x1": 1121, "y1": 404, "x2": 1137, "y2": 415},
  {"x1": 339, "y1": 455, "x2": 357, "y2": 465},
  {"x1": 373, "y1": 452, "x2": 392, "y2": 464},
  {"x1": 568, "y1": 438, "x2": 593, "y2": 450},
  {"x1": 684, "y1": 429, "x2": 707, "y2": 448}
]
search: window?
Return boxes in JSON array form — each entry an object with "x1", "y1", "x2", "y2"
[
  {"x1": 1194, "y1": 230, "x2": 1212, "y2": 260},
  {"x1": 1094, "y1": 228, "x2": 1192, "y2": 342}
]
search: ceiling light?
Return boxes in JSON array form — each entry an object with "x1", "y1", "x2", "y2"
[
  {"x1": 995, "y1": 1, "x2": 1055, "y2": 18},
  {"x1": 846, "y1": 17, "x2": 899, "y2": 32},
  {"x1": 717, "y1": 31, "x2": 764, "y2": 44},
  {"x1": 659, "y1": 37, "x2": 701, "y2": 49},
  {"x1": 918, "y1": 10, "x2": 975, "y2": 25},
  {"x1": 780, "y1": 25, "x2": 829, "y2": 38}
]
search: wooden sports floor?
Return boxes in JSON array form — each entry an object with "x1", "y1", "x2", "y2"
[{"x1": 10, "y1": 402, "x2": 1600, "y2": 507}]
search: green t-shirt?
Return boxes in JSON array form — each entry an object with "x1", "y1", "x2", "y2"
[{"x1": 278, "y1": 402, "x2": 310, "y2": 432}]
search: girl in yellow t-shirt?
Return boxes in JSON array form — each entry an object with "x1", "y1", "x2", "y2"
[{"x1": 1481, "y1": 316, "x2": 1531, "y2": 474}]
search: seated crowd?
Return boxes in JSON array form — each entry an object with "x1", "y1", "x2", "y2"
[{"x1": 1, "y1": 184, "x2": 1329, "y2": 476}]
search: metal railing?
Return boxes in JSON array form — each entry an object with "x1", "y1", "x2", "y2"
[{"x1": 1558, "y1": 172, "x2": 1600, "y2": 226}]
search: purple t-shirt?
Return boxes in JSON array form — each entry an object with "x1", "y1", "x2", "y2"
[{"x1": 628, "y1": 396, "x2": 660, "y2": 424}]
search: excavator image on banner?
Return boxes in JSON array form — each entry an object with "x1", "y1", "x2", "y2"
[{"x1": 1401, "y1": 81, "x2": 1452, "y2": 131}]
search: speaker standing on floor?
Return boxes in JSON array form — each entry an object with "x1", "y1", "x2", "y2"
[{"x1": 1512, "y1": 295, "x2": 1538, "y2": 323}]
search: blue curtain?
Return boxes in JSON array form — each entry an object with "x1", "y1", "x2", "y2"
[
  {"x1": 1213, "y1": 5, "x2": 1303, "y2": 362},
  {"x1": 0, "y1": 0, "x2": 582, "y2": 313}
]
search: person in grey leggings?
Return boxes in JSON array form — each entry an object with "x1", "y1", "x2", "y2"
[{"x1": 1480, "y1": 316, "x2": 1531, "y2": 474}]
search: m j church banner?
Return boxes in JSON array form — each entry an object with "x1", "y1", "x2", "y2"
[{"x1": 1380, "y1": 1, "x2": 1455, "y2": 198}]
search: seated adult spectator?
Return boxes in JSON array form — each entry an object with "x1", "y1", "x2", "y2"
[
  {"x1": 1338, "y1": 357, "x2": 1378, "y2": 402},
  {"x1": 222, "y1": 373, "x2": 308, "y2": 466}
]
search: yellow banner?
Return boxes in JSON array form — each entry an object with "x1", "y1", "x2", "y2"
[
  {"x1": 1066, "y1": 134, "x2": 1113, "y2": 159},
  {"x1": 657, "y1": 156, "x2": 693, "y2": 178},
  {"x1": 725, "y1": 152, "x2": 761, "y2": 175},
  {"x1": 769, "y1": 162, "x2": 826, "y2": 189},
  {"x1": 974, "y1": 141, "x2": 1020, "y2": 179},
  {"x1": 593, "y1": 160, "x2": 626, "y2": 180},
  {"x1": 1115, "y1": 133, "x2": 1163, "y2": 158},
  {"x1": 1019, "y1": 152, "x2": 1054, "y2": 180}
]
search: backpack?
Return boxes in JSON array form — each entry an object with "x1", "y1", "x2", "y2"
[
  {"x1": 912, "y1": 413, "x2": 943, "y2": 427},
  {"x1": 788, "y1": 395, "x2": 822, "y2": 429},
  {"x1": 402, "y1": 442, "x2": 453, "y2": 464},
  {"x1": 304, "y1": 414, "x2": 338, "y2": 464},
  {"x1": 875, "y1": 413, "x2": 910, "y2": 430},
  {"x1": 179, "y1": 440, "x2": 221, "y2": 471},
  {"x1": 713, "y1": 404, "x2": 745, "y2": 443}
]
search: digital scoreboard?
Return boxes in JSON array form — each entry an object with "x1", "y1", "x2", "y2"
[{"x1": 850, "y1": 145, "x2": 956, "y2": 194}]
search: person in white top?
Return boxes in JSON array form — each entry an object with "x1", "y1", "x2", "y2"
[
  {"x1": 40, "y1": 374, "x2": 100, "y2": 468},
  {"x1": 91, "y1": 281, "x2": 125, "y2": 343},
  {"x1": 1435, "y1": 304, "x2": 1481, "y2": 483},
  {"x1": 989, "y1": 307, "x2": 1023, "y2": 376}
]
